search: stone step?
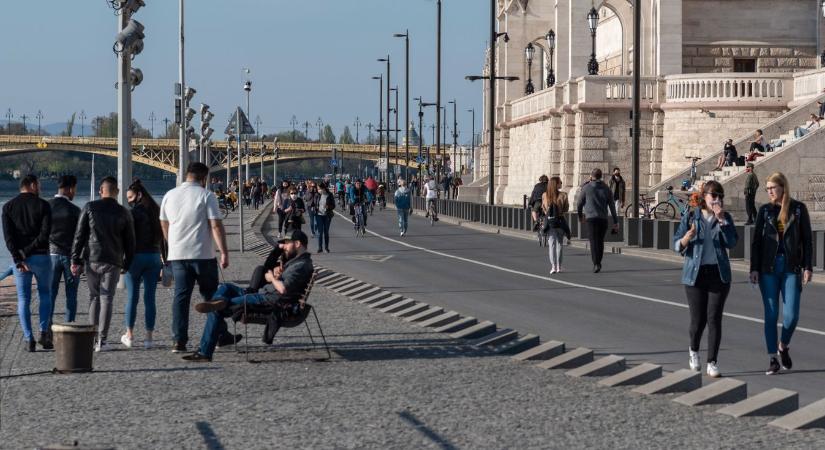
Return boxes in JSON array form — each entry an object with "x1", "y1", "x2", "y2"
[
  {"x1": 469, "y1": 329, "x2": 517, "y2": 347},
  {"x1": 358, "y1": 291, "x2": 394, "y2": 305},
  {"x1": 598, "y1": 363, "x2": 662, "y2": 387},
  {"x1": 633, "y1": 369, "x2": 701, "y2": 395},
  {"x1": 450, "y1": 321, "x2": 496, "y2": 340},
  {"x1": 536, "y1": 347, "x2": 594, "y2": 370},
  {"x1": 379, "y1": 298, "x2": 417, "y2": 314},
  {"x1": 490, "y1": 334, "x2": 539, "y2": 355},
  {"x1": 331, "y1": 280, "x2": 364, "y2": 293},
  {"x1": 565, "y1": 355, "x2": 626, "y2": 378},
  {"x1": 403, "y1": 306, "x2": 445, "y2": 323},
  {"x1": 390, "y1": 303, "x2": 430, "y2": 318},
  {"x1": 432, "y1": 317, "x2": 478, "y2": 334},
  {"x1": 418, "y1": 311, "x2": 461, "y2": 328},
  {"x1": 367, "y1": 294, "x2": 404, "y2": 309},
  {"x1": 717, "y1": 388, "x2": 798, "y2": 418},
  {"x1": 326, "y1": 278, "x2": 356, "y2": 290},
  {"x1": 350, "y1": 287, "x2": 383, "y2": 301},
  {"x1": 673, "y1": 378, "x2": 747, "y2": 406},
  {"x1": 769, "y1": 398, "x2": 825, "y2": 430},
  {"x1": 339, "y1": 283, "x2": 375, "y2": 297},
  {"x1": 512, "y1": 340, "x2": 565, "y2": 362},
  {"x1": 318, "y1": 274, "x2": 346, "y2": 286}
]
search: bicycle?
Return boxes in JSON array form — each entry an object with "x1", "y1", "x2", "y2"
[
  {"x1": 651, "y1": 186, "x2": 690, "y2": 220},
  {"x1": 685, "y1": 155, "x2": 702, "y2": 186},
  {"x1": 426, "y1": 199, "x2": 438, "y2": 226},
  {"x1": 536, "y1": 212, "x2": 548, "y2": 247},
  {"x1": 218, "y1": 199, "x2": 231, "y2": 219},
  {"x1": 353, "y1": 203, "x2": 366, "y2": 237},
  {"x1": 378, "y1": 196, "x2": 386, "y2": 211}
]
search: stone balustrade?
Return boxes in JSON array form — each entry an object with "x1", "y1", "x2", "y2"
[
  {"x1": 792, "y1": 67, "x2": 825, "y2": 105},
  {"x1": 576, "y1": 76, "x2": 661, "y2": 107},
  {"x1": 510, "y1": 86, "x2": 561, "y2": 121},
  {"x1": 665, "y1": 73, "x2": 793, "y2": 107}
]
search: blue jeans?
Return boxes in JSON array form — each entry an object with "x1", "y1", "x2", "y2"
[
  {"x1": 316, "y1": 214, "x2": 331, "y2": 250},
  {"x1": 50, "y1": 255, "x2": 79, "y2": 323},
  {"x1": 14, "y1": 254, "x2": 53, "y2": 340},
  {"x1": 198, "y1": 283, "x2": 268, "y2": 358},
  {"x1": 171, "y1": 259, "x2": 219, "y2": 345},
  {"x1": 308, "y1": 211, "x2": 318, "y2": 235},
  {"x1": 124, "y1": 253, "x2": 162, "y2": 331},
  {"x1": 0, "y1": 265, "x2": 14, "y2": 282},
  {"x1": 397, "y1": 209, "x2": 409, "y2": 233},
  {"x1": 759, "y1": 254, "x2": 802, "y2": 354}
]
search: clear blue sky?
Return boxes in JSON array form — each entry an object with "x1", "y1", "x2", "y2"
[{"x1": 1, "y1": 0, "x2": 488, "y2": 143}]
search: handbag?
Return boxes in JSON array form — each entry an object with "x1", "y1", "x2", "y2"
[{"x1": 160, "y1": 264, "x2": 174, "y2": 287}]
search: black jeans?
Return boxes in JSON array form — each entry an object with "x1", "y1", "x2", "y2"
[
  {"x1": 745, "y1": 192, "x2": 757, "y2": 223},
  {"x1": 171, "y1": 259, "x2": 219, "y2": 346},
  {"x1": 277, "y1": 211, "x2": 287, "y2": 233},
  {"x1": 685, "y1": 265, "x2": 730, "y2": 363},
  {"x1": 586, "y1": 218, "x2": 608, "y2": 266},
  {"x1": 750, "y1": 142, "x2": 764, "y2": 152}
]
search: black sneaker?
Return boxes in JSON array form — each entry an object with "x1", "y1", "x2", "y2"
[
  {"x1": 766, "y1": 357, "x2": 781, "y2": 375},
  {"x1": 216, "y1": 333, "x2": 243, "y2": 348},
  {"x1": 38, "y1": 331, "x2": 53, "y2": 350},
  {"x1": 593, "y1": 264, "x2": 602, "y2": 273},
  {"x1": 317, "y1": 248, "x2": 323, "y2": 253},
  {"x1": 325, "y1": 247, "x2": 330, "y2": 253},
  {"x1": 25, "y1": 339, "x2": 36, "y2": 352},
  {"x1": 779, "y1": 348, "x2": 793, "y2": 370},
  {"x1": 171, "y1": 342, "x2": 187, "y2": 353},
  {"x1": 181, "y1": 352, "x2": 212, "y2": 362}
]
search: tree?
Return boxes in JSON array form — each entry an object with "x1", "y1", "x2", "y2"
[
  {"x1": 320, "y1": 125, "x2": 336, "y2": 144},
  {"x1": 339, "y1": 126, "x2": 355, "y2": 144},
  {"x1": 63, "y1": 113, "x2": 76, "y2": 137},
  {"x1": 91, "y1": 112, "x2": 151, "y2": 138}
]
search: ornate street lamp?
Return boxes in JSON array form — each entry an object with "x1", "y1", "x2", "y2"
[
  {"x1": 545, "y1": 29, "x2": 556, "y2": 87},
  {"x1": 525, "y1": 43, "x2": 535, "y2": 95},
  {"x1": 587, "y1": 6, "x2": 600, "y2": 75}
]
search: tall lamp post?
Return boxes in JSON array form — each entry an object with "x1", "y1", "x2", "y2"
[
  {"x1": 587, "y1": 6, "x2": 600, "y2": 75},
  {"x1": 393, "y1": 30, "x2": 410, "y2": 181},
  {"x1": 243, "y1": 73, "x2": 252, "y2": 181},
  {"x1": 149, "y1": 111, "x2": 156, "y2": 138},
  {"x1": 273, "y1": 137, "x2": 279, "y2": 186},
  {"x1": 36, "y1": 110, "x2": 43, "y2": 136},
  {"x1": 316, "y1": 117, "x2": 323, "y2": 142},
  {"x1": 371, "y1": 75, "x2": 383, "y2": 153},
  {"x1": 525, "y1": 43, "x2": 535, "y2": 95},
  {"x1": 79, "y1": 110, "x2": 87, "y2": 137},
  {"x1": 4, "y1": 108, "x2": 11, "y2": 134},
  {"x1": 545, "y1": 29, "x2": 556, "y2": 87},
  {"x1": 377, "y1": 56, "x2": 391, "y2": 182},
  {"x1": 467, "y1": 108, "x2": 475, "y2": 174},
  {"x1": 435, "y1": 0, "x2": 442, "y2": 187},
  {"x1": 448, "y1": 99, "x2": 458, "y2": 180},
  {"x1": 354, "y1": 116, "x2": 362, "y2": 144}
]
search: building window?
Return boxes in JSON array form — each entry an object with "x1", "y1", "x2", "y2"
[{"x1": 734, "y1": 58, "x2": 756, "y2": 73}]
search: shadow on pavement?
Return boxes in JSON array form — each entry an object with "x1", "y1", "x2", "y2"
[
  {"x1": 397, "y1": 410, "x2": 458, "y2": 450},
  {"x1": 196, "y1": 421, "x2": 226, "y2": 450}
]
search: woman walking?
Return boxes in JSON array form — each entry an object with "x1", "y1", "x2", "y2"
[
  {"x1": 282, "y1": 188, "x2": 306, "y2": 232},
  {"x1": 304, "y1": 182, "x2": 319, "y2": 238},
  {"x1": 750, "y1": 172, "x2": 813, "y2": 375},
  {"x1": 273, "y1": 180, "x2": 291, "y2": 238},
  {"x1": 542, "y1": 177, "x2": 569, "y2": 274},
  {"x1": 121, "y1": 180, "x2": 166, "y2": 350},
  {"x1": 314, "y1": 182, "x2": 336, "y2": 253},
  {"x1": 673, "y1": 180, "x2": 737, "y2": 378},
  {"x1": 394, "y1": 179, "x2": 412, "y2": 236}
]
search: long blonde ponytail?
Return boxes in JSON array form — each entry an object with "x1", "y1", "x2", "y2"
[{"x1": 766, "y1": 172, "x2": 791, "y2": 225}]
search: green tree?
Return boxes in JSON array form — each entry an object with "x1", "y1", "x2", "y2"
[
  {"x1": 63, "y1": 113, "x2": 76, "y2": 137},
  {"x1": 339, "y1": 126, "x2": 355, "y2": 144},
  {"x1": 320, "y1": 125, "x2": 336, "y2": 144}
]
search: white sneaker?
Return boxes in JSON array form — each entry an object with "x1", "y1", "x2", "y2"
[
  {"x1": 689, "y1": 349, "x2": 700, "y2": 371},
  {"x1": 549, "y1": 267, "x2": 557, "y2": 274},
  {"x1": 706, "y1": 361, "x2": 721, "y2": 378},
  {"x1": 120, "y1": 334, "x2": 133, "y2": 348},
  {"x1": 143, "y1": 339, "x2": 153, "y2": 350},
  {"x1": 95, "y1": 341, "x2": 108, "y2": 352}
]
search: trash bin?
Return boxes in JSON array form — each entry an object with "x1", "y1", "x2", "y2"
[{"x1": 51, "y1": 323, "x2": 96, "y2": 374}]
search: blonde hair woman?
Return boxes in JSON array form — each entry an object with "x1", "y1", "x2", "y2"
[
  {"x1": 542, "y1": 177, "x2": 570, "y2": 274},
  {"x1": 749, "y1": 172, "x2": 813, "y2": 375}
]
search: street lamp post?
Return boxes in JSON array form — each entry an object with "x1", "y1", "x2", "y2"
[
  {"x1": 255, "y1": 115, "x2": 263, "y2": 179},
  {"x1": 20, "y1": 114, "x2": 28, "y2": 135},
  {"x1": 243, "y1": 73, "x2": 252, "y2": 181},
  {"x1": 290, "y1": 115, "x2": 298, "y2": 141},
  {"x1": 354, "y1": 116, "x2": 362, "y2": 144},
  {"x1": 435, "y1": 0, "x2": 442, "y2": 186},
  {"x1": 36, "y1": 110, "x2": 43, "y2": 136},
  {"x1": 371, "y1": 75, "x2": 383, "y2": 158},
  {"x1": 79, "y1": 110, "x2": 87, "y2": 137},
  {"x1": 149, "y1": 111, "x2": 156, "y2": 138},
  {"x1": 392, "y1": 86, "x2": 400, "y2": 179},
  {"x1": 587, "y1": 6, "x2": 600, "y2": 75},
  {"x1": 394, "y1": 30, "x2": 410, "y2": 181},
  {"x1": 378, "y1": 56, "x2": 391, "y2": 182},
  {"x1": 545, "y1": 29, "x2": 556, "y2": 87},
  {"x1": 273, "y1": 138, "x2": 279, "y2": 186},
  {"x1": 525, "y1": 43, "x2": 535, "y2": 95},
  {"x1": 448, "y1": 100, "x2": 458, "y2": 181},
  {"x1": 4, "y1": 108, "x2": 11, "y2": 134},
  {"x1": 467, "y1": 108, "x2": 475, "y2": 173},
  {"x1": 316, "y1": 117, "x2": 323, "y2": 142}
]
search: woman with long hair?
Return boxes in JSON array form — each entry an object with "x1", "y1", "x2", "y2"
[
  {"x1": 750, "y1": 172, "x2": 813, "y2": 375},
  {"x1": 673, "y1": 180, "x2": 737, "y2": 378},
  {"x1": 542, "y1": 177, "x2": 569, "y2": 274},
  {"x1": 122, "y1": 180, "x2": 166, "y2": 349}
]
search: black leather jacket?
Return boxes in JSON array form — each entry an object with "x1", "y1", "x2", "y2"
[
  {"x1": 71, "y1": 198, "x2": 136, "y2": 269},
  {"x1": 750, "y1": 200, "x2": 813, "y2": 274},
  {"x1": 48, "y1": 196, "x2": 81, "y2": 256},
  {"x1": 130, "y1": 203, "x2": 164, "y2": 257}
]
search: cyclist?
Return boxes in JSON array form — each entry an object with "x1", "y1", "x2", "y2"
[
  {"x1": 348, "y1": 179, "x2": 369, "y2": 228},
  {"x1": 336, "y1": 179, "x2": 346, "y2": 207},
  {"x1": 529, "y1": 175, "x2": 549, "y2": 231},
  {"x1": 423, "y1": 175, "x2": 440, "y2": 221},
  {"x1": 376, "y1": 182, "x2": 387, "y2": 210}
]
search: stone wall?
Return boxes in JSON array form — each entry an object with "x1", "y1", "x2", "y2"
[{"x1": 682, "y1": 45, "x2": 817, "y2": 73}]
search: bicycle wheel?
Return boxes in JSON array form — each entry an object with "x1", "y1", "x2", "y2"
[
  {"x1": 624, "y1": 204, "x2": 646, "y2": 219},
  {"x1": 653, "y1": 202, "x2": 677, "y2": 220}
]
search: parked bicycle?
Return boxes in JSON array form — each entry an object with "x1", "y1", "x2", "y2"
[
  {"x1": 686, "y1": 155, "x2": 701, "y2": 186},
  {"x1": 625, "y1": 186, "x2": 689, "y2": 219}
]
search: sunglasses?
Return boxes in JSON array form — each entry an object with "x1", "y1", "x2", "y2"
[{"x1": 705, "y1": 192, "x2": 724, "y2": 200}]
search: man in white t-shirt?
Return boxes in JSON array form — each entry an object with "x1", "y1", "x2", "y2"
[
  {"x1": 423, "y1": 176, "x2": 440, "y2": 221},
  {"x1": 160, "y1": 162, "x2": 229, "y2": 353}
]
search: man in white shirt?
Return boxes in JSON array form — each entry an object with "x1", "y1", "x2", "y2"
[
  {"x1": 160, "y1": 162, "x2": 229, "y2": 353},
  {"x1": 423, "y1": 175, "x2": 440, "y2": 221}
]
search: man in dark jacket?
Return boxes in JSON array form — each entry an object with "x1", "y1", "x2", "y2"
[
  {"x1": 744, "y1": 163, "x2": 759, "y2": 225},
  {"x1": 2, "y1": 174, "x2": 52, "y2": 352},
  {"x1": 71, "y1": 176, "x2": 136, "y2": 351},
  {"x1": 49, "y1": 175, "x2": 81, "y2": 325},
  {"x1": 577, "y1": 168, "x2": 619, "y2": 273},
  {"x1": 530, "y1": 175, "x2": 549, "y2": 231}
]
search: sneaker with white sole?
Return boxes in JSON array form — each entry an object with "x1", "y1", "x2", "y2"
[
  {"x1": 95, "y1": 341, "x2": 108, "y2": 352},
  {"x1": 143, "y1": 339, "x2": 153, "y2": 350},
  {"x1": 120, "y1": 334, "x2": 133, "y2": 348},
  {"x1": 706, "y1": 361, "x2": 721, "y2": 378},
  {"x1": 689, "y1": 349, "x2": 701, "y2": 371}
]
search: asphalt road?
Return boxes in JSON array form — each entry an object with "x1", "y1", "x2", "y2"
[{"x1": 311, "y1": 203, "x2": 825, "y2": 406}]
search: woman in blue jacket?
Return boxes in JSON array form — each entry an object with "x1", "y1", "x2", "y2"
[{"x1": 673, "y1": 180, "x2": 738, "y2": 378}]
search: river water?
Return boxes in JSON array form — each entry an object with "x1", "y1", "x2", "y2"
[{"x1": 0, "y1": 179, "x2": 176, "y2": 269}]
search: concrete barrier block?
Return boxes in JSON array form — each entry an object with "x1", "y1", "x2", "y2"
[
  {"x1": 624, "y1": 218, "x2": 641, "y2": 246},
  {"x1": 743, "y1": 225, "x2": 755, "y2": 262},
  {"x1": 315, "y1": 270, "x2": 337, "y2": 281},
  {"x1": 418, "y1": 311, "x2": 461, "y2": 328},
  {"x1": 367, "y1": 294, "x2": 404, "y2": 309},
  {"x1": 599, "y1": 363, "x2": 662, "y2": 387},
  {"x1": 673, "y1": 378, "x2": 747, "y2": 406},
  {"x1": 606, "y1": 218, "x2": 624, "y2": 242},
  {"x1": 433, "y1": 317, "x2": 477, "y2": 333},
  {"x1": 350, "y1": 287, "x2": 383, "y2": 301},
  {"x1": 512, "y1": 340, "x2": 565, "y2": 361},
  {"x1": 729, "y1": 224, "x2": 745, "y2": 259},
  {"x1": 469, "y1": 329, "x2": 518, "y2": 347},
  {"x1": 391, "y1": 303, "x2": 430, "y2": 318},
  {"x1": 358, "y1": 291, "x2": 394, "y2": 304},
  {"x1": 404, "y1": 306, "x2": 445, "y2": 323},
  {"x1": 332, "y1": 280, "x2": 364, "y2": 293},
  {"x1": 491, "y1": 334, "x2": 539, "y2": 355},
  {"x1": 769, "y1": 398, "x2": 825, "y2": 430},
  {"x1": 339, "y1": 283, "x2": 374, "y2": 297},
  {"x1": 565, "y1": 355, "x2": 626, "y2": 378},
  {"x1": 318, "y1": 274, "x2": 347, "y2": 286},
  {"x1": 815, "y1": 231, "x2": 825, "y2": 270},
  {"x1": 633, "y1": 369, "x2": 701, "y2": 395},
  {"x1": 653, "y1": 220, "x2": 671, "y2": 250},
  {"x1": 379, "y1": 298, "x2": 417, "y2": 314},
  {"x1": 640, "y1": 219, "x2": 655, "y2": 248},
  {"x1": 326, "y1": 278, "x2": 356, "y2": 290},
  {"x1": 717, "y1": 388, "x2": 798, "y2": 418},
  {"x1": 450, "y1": 321, "x2": 496, "y2": 340},
  {"x1": 536, "y1": 347, "x2": 594, "y2": 370}
]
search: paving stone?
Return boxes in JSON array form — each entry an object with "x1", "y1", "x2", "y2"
[
  {"x1": 367, "y1": 294, "x2": 404, "y2": 309},
  {"x1": 350, "y1": 287, "x2": 383, "y2": 301},
  {"x1": 491, "y1": 334, "x2": 540, "y2": 355},
  {"x1": 769, "y1": 398, "x2": 825, "y2": 430},
  {"x1": 432, "y1": 317, "x2": 478, "y2": 333},
  {"x1": 673, "y1": 379, "x2": 747, "y2": 406},
  {"x1": 512, "y1": 340, "x2": 565, "y2": 362},
  {"x1": 417, "y1": 311, "x2": 461, "y2": 328},
  {"x1": 469, "y1": 329, "x2": 518, "y2": 347},
  {"x1": 449, "y1": 321, "x2": 496, "y2": 340},
  {"x1": 378, "y1": 298, "x2": 417, "y2": 314},
  {"x1": 717, "y1": 388, "x2": 799, "y2": 418},
  {"x1": 599, "y1": 363, "x2": 663, "y2": 387},
  {"x1": 633, "y1": 370, "x2": 702, "y2": 395},
  {"x1": 536, "y1": 348, "x2": 594, "y2": 370},
  {"x1": 403, "y1": 306, "x2": 445, "y2": 323},
  {"x1": 358, "y1": 291, "x2": 394, "y2": 304},
  {"x1": 565, "y1": 355, "x2": 626, "y2": 378},
  {"x1": 390, "y1": 302, "x2": 430, "y2": 318}
]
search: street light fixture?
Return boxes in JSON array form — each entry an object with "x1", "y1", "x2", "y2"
[
  {"x1": 378, "y1": 56, "x2": 391, "y2": 181},
  {"x1": 525, "y1": 43, "x2": 536, "y2": 95},
  {"x1": 80, "y1": 110, "x2": 87, "y2": 137},
  {"x1": 394, "y1": 30, "x2": 411, "y2": 181},
  {"x1": 36, "y1": 110, "x2": 43, "y2": 136},
  {"x1": 545, "y1": 29, "x2": 556, "y2": 87},
  {"x1": 587, "y1": 6, "x2": 600, "y2": 75}
]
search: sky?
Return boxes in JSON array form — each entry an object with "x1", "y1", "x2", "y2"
[{"x1": 0, "y1": 0, "x2": 489, "y2": 143}]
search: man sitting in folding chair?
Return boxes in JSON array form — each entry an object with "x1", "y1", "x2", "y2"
[{"x1": 182, "y1": 229, "x2": 314, "y2": 362}]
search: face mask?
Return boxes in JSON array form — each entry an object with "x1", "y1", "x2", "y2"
[{"x1": 128, "y1": 201, "x2": 137, "y2": 208}]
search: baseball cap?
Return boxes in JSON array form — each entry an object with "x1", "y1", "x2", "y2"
[{"x1": 277, "y1": 229, "x2": 308, "y2": 246}]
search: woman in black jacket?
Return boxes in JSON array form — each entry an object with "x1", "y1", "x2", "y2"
[
  {"x1": 122, "y1": 180, "x2": 166, "y2": 350},
  {"x1": 282, "y1": 188, "x2": 306, "y2": 232},
  {"x1": 750, "y1": 172, "x2": 813, "y2": 375}
]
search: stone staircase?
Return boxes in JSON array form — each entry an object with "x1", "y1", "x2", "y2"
[{"x1": 457, "y1": 175, "x2": 488, "y2": 203}]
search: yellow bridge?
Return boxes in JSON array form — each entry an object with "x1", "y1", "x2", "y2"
[{"x1": 0, "y1": 135, "x2": 434, "y2": 174}]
